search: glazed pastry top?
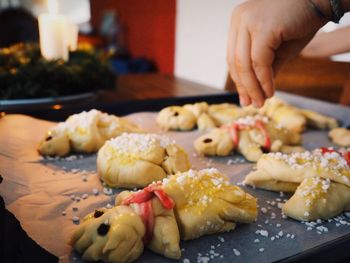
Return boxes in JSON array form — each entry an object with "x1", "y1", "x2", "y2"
[
  {"x1": 265, "y1": 148, "x2": 350, "y2": 186},
  {"x1": 101, "y1": 133, "x2": 177, "y2": 165}
]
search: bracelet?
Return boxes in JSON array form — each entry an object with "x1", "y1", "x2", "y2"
[{"x1": 330, "y1": 0, "x2": 345, "y2": 23}]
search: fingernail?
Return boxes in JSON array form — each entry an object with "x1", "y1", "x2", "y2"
[
  {"x1": 239, "y1": 96, "x2": 248, "y2": 107},
  {"x1": 252, "y1": 100, "x2": 262, "y2": 108}
]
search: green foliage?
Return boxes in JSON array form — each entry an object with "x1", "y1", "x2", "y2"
[{"x1": 0, "y1": 43, "x2": 116, "y2": 99}]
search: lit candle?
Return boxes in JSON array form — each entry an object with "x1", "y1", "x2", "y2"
[
  {"x1": 66, "y1": 21, "x2": 79, "y2": 51},
  {"x1": 38, "y1": 0, "x2": 69, "y2": 61}
]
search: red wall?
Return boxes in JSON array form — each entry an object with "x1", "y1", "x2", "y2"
[{"x1": 90, "y1": 0, "x2": 176, "y2": 74}]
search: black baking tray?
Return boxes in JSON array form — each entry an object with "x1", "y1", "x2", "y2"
[
  {"x1": 1, "y1": 93, "x2": 237, "y2": 122},
  {"x1": 2, "y1": 92, "x2": 350, "y2": 263}
]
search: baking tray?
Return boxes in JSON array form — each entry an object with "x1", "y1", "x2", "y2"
[{"x1": 1, "y1": 92, "x2": 350, "y2": 263}]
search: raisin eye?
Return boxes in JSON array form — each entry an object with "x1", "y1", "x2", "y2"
[
  {"x1": 45, "y1": 136, "x2": 53, "y2": 141},
  {"x1": 203, "y1": 138, "x2": 212, "y2": 143},
  {"x1": 261, "y1": 146, "x2": 269, "y2": 153},
  {"x1": 97, "y1": 223, "x2": 110, "y2": 236},
  {"x1": 93, "y1": 210, "x2": 104, "y2": 218},
  {"x1": 173, "y1": 111, "x2": 179, "y2": 116}
]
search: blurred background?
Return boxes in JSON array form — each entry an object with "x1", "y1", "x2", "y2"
[{"x1": 1, "y1": 0, "x2": 350, "y2": 104}]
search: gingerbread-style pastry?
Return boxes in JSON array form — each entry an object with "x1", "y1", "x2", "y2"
[
  {"x1": 194, "y1": 115, "x2": 302, "y2": 162},
  {"x1": 156, "y1": 106, "x2": 197, "y2": 131},
  {"x1": 38, "y1": 109, "x2": 142, "y2": 156},
  {"x1": 97, "y1": 133, "x2": 191, "y2": 188},
  {"x1": 329, "y1": 127, "x2": 350, "y2": 147},
  {"x1": 244, "y1": 148, "x2": 350, "y2": 221},
  {"x1": 70, "y1": 168, "x2": 257, "y2": 263}
]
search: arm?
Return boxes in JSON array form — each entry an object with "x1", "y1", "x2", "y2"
[{"x1": 301, "y1": 25, "x2": 350, "y2": 57}]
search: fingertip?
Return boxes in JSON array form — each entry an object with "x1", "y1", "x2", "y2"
[
  {"x1": 252, "y1": 98, "x2": 264, "y2": 108},
  {"x1": 239, "y1": 95, "x2": 250, "y2": 107},
  {"x1": 264, "y1": 88, "x2": 274, "y2": 99},
  {"x1": 262, "y1": 81, "x2": 275, "y2": 98}
]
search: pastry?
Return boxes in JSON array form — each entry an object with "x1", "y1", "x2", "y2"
[
  {"x1": 38, "y1": 109, "x2": 142, "y2": 156},
  {"x1": 258, "y1": 97, "x2": 338, "y2": 133},
  {"x1": 97, "y1": 133, "x2": 191, "y2": 188},
  {"x1": 183, "y1": 102, "x2": 209, "y2": 118},
  {"x1": 244, "y1": 148, "x2": 350, "y2": 221},
  {"x1": 283, "y1": 177, "x2": 350, "y2": 221},
  {"x1": 156, "y1": 97, "x2": 338, "y2": 133},
  {"x1": 197, "y1": 112, "x2": 217, "y2": 130},
  {"x1": 329, "y1": 127, "x2": 350, "y2": 147},
  {"x1": 156, "y1": 106, "x2": 197, "y2": 131},
  {"x1": 70, "y1": 168, "x2": 257, "y2": 262},
  {"x1": 194, "y1": 115, "x2": 302, "y2": 162},
  {"x1": 207, "y1": 103, "x2": 256, "y2": 126}
]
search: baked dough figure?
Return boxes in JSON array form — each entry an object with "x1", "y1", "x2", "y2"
[
  {"x1": 38, "y1": 109, "x2": 142, "y2": 156},
  {"x1": 329, "y1": 127, "x2": 350, "y2": 147},
  {"x1": 97, "y1": 133, "x2": 191, "y2": 188},
  {"x1": 244, "y1": 148, "x2": 350, "y2": 221},
  {"x1": 156, "y1": 102, "x2": 255, "y2": 131},
  {"x1": 194, "y1": 115, "x2": 303, "y2": 162},
  {"x1": 156, "y1": 97, "x2": 338, "y2": 133},
  {"x1": 70, "y1": 168, "x2": 257, "y2": 263},
  {"x1": 257, "y1": 97, "x2": 338, "y2": 133}
]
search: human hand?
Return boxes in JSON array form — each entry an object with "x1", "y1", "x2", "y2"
[{"x1": 227, "y1": 0, "x2": 329, "y2": 107}]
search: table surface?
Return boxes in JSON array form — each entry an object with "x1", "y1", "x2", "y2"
[{"x1": 99, "y1": 74, "x2": 228, "y2": 102}]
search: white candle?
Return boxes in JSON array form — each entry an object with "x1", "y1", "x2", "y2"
[
  {"x1": 67, "y1": 21, "x2": 79, "y2": 51},
  {"x1": 38, "y1": 0, "x2": 69, "y2": 61}
]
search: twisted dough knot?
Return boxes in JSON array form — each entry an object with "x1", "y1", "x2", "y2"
[
  {"x1": 221, "y1": 118, "x2": 271, "y2": 152},
  {"x1": 122, "y1": 183, "x2": 175, "y2": 244},
  {"x1": 320, "y1": 147, "x2": 350, "y2": 166}
]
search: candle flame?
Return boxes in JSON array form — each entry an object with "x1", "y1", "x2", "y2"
[{"x1": 47, "y1": 0, "x2": 58, "y2": 14}]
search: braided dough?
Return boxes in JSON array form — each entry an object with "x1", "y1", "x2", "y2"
[
  {"x1": 194, "y1": 115, "x2": 303, "y2": 162},
  {"x1": 244, "y1": 149, "x2": 350, "y2": 221},
  {"x1": 97, "y1": 133, "x2": 191, "y2": 188},
  {"x1": 38, "y1": 109, "x2": 142, "y2": 156},
  {"x1": 258, "y1": 97, "x2": 338, "y2": 133},
  {"x1": 70, "y1": 168, "x2": 257, "y2": 262},
  {"x1": 329, "y1": 127, "x2": 350, "y2": 147},
  {"x1": 156, "y1": 97, "x2": 338, "y2": 133}
]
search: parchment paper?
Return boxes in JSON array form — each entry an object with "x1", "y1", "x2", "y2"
[{"x1": 1, "y1": 92, "x2": 350, "y2": 263}]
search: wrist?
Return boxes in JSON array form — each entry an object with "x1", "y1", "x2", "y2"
[
  {"x1": 340, "y1": 0, "x2": 350, "y2": 12},
  {"x1": 311, "y1": 0, "x2": 333, "y2": 20},
  {"x1": 312, "y1": 0, "x2": 350, "y2": 22}
]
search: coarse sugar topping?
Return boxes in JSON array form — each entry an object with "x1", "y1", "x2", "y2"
[
  {"x1": 234, "y1": 115, "x2": 269, "y2": 126},
  {"x1": 266, "y1": 149, "x2": 350, "y2": 184},
  {"x1": 51, "y1": 109, "x2": 125, "y2": 136},
  {"x1": 66, "y1": 109, "x2": 101, "y2": 132},
  {"x1": 51, "y1": 109, "x2": 102, "y2": 135},
  {"x1": 106, "y1": 133, "x2": 176, "y2": 156},
  {"x1": 161, "y1": 168, "x2": 243, "y2": 211},
  {"x1": 297, "y1": 177, "x2": 331, "y2": 205}
]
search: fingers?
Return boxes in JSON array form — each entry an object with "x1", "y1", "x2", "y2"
[
  {"x1": 228, "y1": 11, "x2": 273, "y2": 107},
  {"x1": 251, "y1": 35, "x2": 276, "y2": 99},
  {"x1": 235, "y1": 28, "x2": 266, "y2": 107},
  {"x1": 227, "y1": 9, "x2": 251, "y2": 106}
]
